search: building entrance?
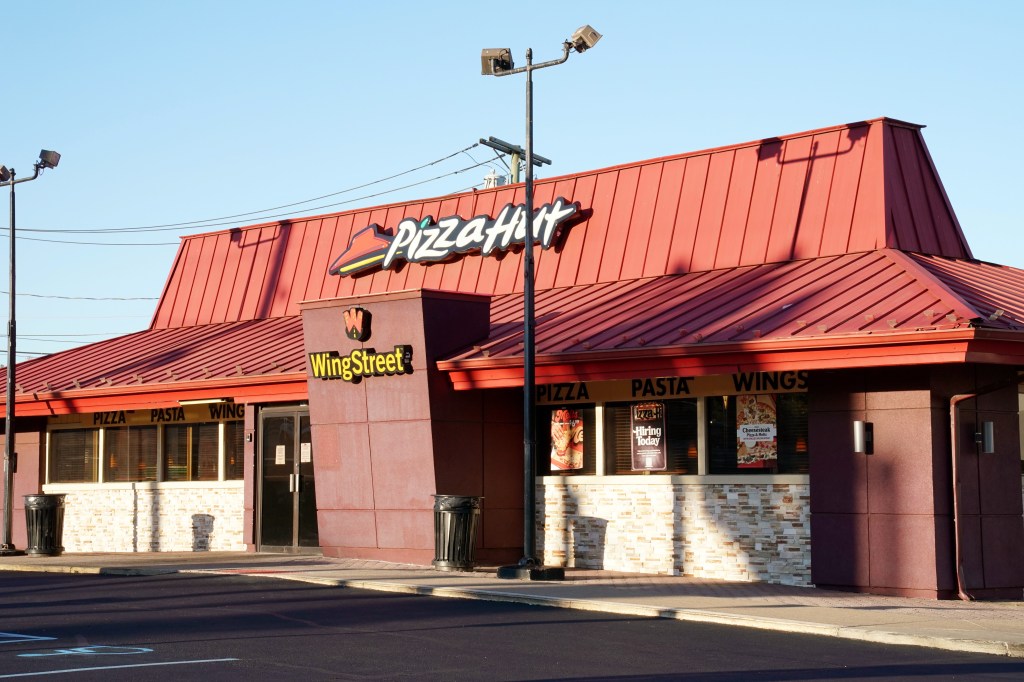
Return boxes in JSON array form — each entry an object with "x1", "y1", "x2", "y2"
[{"x1": 258, "y1": 407, "x2": 319, "y2": 552}]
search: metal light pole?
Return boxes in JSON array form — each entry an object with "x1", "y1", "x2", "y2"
[
  {"x1": 0, "y1": 150, "x2": 61, "y2": 555},
  {"x1": 482, "y1": 26, "x2": 601, "y2": 580}
]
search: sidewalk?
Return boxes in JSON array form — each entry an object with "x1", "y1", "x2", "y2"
[{"x1": 2, "y1": 551, "x2": 1023, "y2": 658}]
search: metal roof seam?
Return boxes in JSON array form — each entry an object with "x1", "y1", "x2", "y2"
[
  {"x1": 708, "y1": 148, "x2": 740, "y2": 269},
  {"x1": 842, "y1": 123, "x2": 872, "y2": 254},
  {"x1": 886, "y1": 250, "x2": 988, "y2": 323},
  {"x1": 912, "y1": 127, "x2": 971, "y2": 258},
  {"x1": 911, "y1": 255, "x2": 1024, "y2": 328}
]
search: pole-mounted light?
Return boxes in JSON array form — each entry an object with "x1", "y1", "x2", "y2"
[
  {"x1": 0, "y1": 149, "x2": 61, "y2": 556},
  {"x1": 481, "y1": 26, "x2": 600, "y2": 581}
]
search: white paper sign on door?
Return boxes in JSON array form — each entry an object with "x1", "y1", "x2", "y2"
[
  {"x1": 300, "y1": 442, "x2": 312, "y2": 463},
  {"x1": 275, "y1": 445, "x2": 286, "y2": 465}
]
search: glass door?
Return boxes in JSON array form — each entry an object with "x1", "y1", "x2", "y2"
[{"x1": 259, "y1": 408, "x2": 318, "y2": 551}]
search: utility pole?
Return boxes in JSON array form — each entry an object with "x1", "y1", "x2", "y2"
[{"x1": 479, "y1": 137, "x2": 549, "y2": 186}]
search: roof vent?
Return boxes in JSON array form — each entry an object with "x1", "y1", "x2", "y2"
[{"x1": 483, "y1": 169, "x2": 506, "y2": 188}]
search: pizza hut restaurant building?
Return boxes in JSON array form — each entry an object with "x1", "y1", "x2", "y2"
[{"x1": 3, "y1": 117, "x2": 1023, "y2": 599}]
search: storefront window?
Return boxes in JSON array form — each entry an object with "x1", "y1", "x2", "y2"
[
  {"x1": 537, "y1": 405, "x2": 597, "y2": 475},
  {"x1": 707, "y1": 393, "x2": 808, "y2": 474},
  {"x1": 49, "y1": 429, "x2": 98, "y2": 483},
  {"x1": 103, "y1": 426, "x2": 158, "y2": 482},
  {"x1": 47, "y1": 415, "x2": 244, "y2": 484},
  {"x1": 604, "y1": 400, "x2": 698, "y2": 475},
  {"x1": 164, "y1": 422, "x2": 220, "y2": 481},
  {"x1": 224, "y1": 421, "x2": 244, "y2": 480}
]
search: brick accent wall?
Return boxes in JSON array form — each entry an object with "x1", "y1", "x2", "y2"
[
  {"x1": 539, "y1": 481, "x2": 811, "y2": 586},
  {"x1": 45, "y1": 483, "x2": 245, "y2": 552}
]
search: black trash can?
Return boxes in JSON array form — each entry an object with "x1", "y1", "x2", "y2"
[
  {"x1": 23, "y1": 494, "x2": 67, "y2": 557},
  {"x1": 432, "y1": 495, "x2": 482, "y2": 571}
]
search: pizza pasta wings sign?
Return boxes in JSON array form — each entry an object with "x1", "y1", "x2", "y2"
[{"x1": 328, "y1": 198, "x2": 579, "y2": 277}]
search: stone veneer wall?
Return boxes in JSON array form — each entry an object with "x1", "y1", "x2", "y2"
[
  {"x1": 539, "y1": 481, "x2": 811, "y2": 586},
  {"x1": 44, "y1": 483, "x2": 245, "y2": 552}
]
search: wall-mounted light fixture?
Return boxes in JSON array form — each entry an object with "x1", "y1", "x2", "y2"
[
  {"x1": 178, "y1": 398, "x2": 233, "y2": 406},
  {"x1": 975, "y1": 421, "x2": 995, "y2": 454},
  {"x1": 853, "y1": 420, "x2": 873, "y2": 454}
]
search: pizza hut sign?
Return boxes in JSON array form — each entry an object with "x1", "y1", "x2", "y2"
[{"x1": 329, "y1": 198, "x2": 579, "y2": 277}]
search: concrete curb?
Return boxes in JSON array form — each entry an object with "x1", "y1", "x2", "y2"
[
  {"x1": 203, "y1": 570, "x2": 1024, "y2": 659},
  {"x1": 5, "y1": 562, "x2": 1023, "y2": 659},
  {"x1": 0, "y1": 562, "x2": 179, "y2": 576}
]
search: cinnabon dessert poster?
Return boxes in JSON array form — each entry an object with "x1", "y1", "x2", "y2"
[
  {"x1": 736, "y1": 394, "x2": 778, "y2": 468},
  {"x1": 550, "y1": 409, "x2": 584, "y2": 470},
  {"x1": 631, "y1": 402, "x2": 667, "y2": 471}
]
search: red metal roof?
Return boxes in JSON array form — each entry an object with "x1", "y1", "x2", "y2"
[
  {"x1": 5, "y1": 317, "x2": 307, "y2": 416},
  {"x1": 149, "y1": 117, "x2": 970, "y2": 329},
  {"x1": 908, "y1": 253, "x2": 1024, "y2": 328},
  {"x1": 2, "y1": 117, "x2": 1011, "y2": 413},
  {"x1": 438, "y1": 250, "x2": 1024, "y2": 389}
]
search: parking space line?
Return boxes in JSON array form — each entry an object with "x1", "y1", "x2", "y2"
[
  {"x1": 0, "y1": 658, "x2": 240, "y2": 678},
  {"x1": 0, "y1": 634, "x2": 56, "y2": 646}
]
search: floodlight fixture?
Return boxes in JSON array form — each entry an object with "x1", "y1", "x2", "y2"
[
  {"x1": 38, "y1": 150, "x2": 60, "y2": 170},
  {"x1": 0, "y1": 167, "x2": 9, "y2": 184},
  {"x1": 481, "y1": 48, "x2": 514, "y2": 76},
  {"x1": 570, "y1": 25, "x2": 602, "y2": 53}
]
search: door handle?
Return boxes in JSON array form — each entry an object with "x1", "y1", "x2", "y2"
[{"x1": 288, "y1": 473, "x2": 296, "y2": 493}]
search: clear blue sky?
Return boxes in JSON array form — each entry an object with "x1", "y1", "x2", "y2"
[{"x1": 2, "y1": 1, "x2": 1021, "y2": 361}]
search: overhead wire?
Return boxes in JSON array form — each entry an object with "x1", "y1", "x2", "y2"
[
  {"x1": 1, "y1": 290, "x2": 158, "y2": 300},
  {"x1": 10, "y1": 157, "x2": 496, "y2": 246},
  {"x1": 2, "y1": 141, "x2": 507, "y2": 358},
  {"x1": 19, "y1": 143, "x2": 484, "y2": 235}
]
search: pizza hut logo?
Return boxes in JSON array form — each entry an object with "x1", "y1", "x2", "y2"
[
  {"x1": 343, "y1": 307, "x2": 371, "y2": 342},
  {"x1": 328, "y1": 198, "x2": 579, "y2": 277}
]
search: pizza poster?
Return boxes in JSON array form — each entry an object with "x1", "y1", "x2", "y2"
[
  {"x1": 550, "y1": 408, "x2": 584, "y2": 471},
  {"x1": 630, "y1": 402, "x2": 667, "y2": 471},
  {"x1": 736, "y1": 394, "x2": 778, "y2": 468}
]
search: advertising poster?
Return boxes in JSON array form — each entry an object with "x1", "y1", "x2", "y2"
[
  {"x1": 550, "y1": 408, "x2": 584, "y2": 470},
  {"x1": 736, "y1": 394, "x2": 778, "y2": 468},
  {"x1": 630, "y1": 402, "x2": 667, "y2": 471}
]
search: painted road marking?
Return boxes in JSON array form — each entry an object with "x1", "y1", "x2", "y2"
[
  {"x1": 0, "y1": 658, "x2": 240, "y2": 678},
  {"x1": 19, "y1": 646, "x2": 153, "y2": 657},
  {"x1": 0, "y1": 634, "x2": 56, "y2": 646}
]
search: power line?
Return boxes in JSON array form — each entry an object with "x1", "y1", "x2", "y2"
[
  {"x1": 9, "y1": 157, "x2": 497, "y2": 245},
  {"x1": 0, "y1": 290, "x2": 158, "y2": 301},
  {"x1": 20, "y1": 143, "x2": 483, "y2": 235},
  {"x1": 8, "y1": 158, "x2": 495, "y2": 246},
  {"x1": 10, "y1": 332, "x2": 133, "y2": 338},
  {"x1": 16, "y1": 236, "x2": 180, "y2": 246}
]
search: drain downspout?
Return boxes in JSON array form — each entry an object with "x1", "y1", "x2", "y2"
[{"x1": 949, "y1": 392, "x2": 977, "y2": 601}]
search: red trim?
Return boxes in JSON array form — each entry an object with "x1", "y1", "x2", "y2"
[
  {"x1": 440, "y1": 331, "x2": 996, "y2": 390},
  {"x1": 4, "y1": 374, "x2": 309, "y2": 417}
]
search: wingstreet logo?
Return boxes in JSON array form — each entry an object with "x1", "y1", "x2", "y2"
[
  {"x1": 328, "y1": 197, "x2": 579, "y2": 277},
  {"x1": 309, "y1": 345, "x2": 413, "y2": 383}
]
